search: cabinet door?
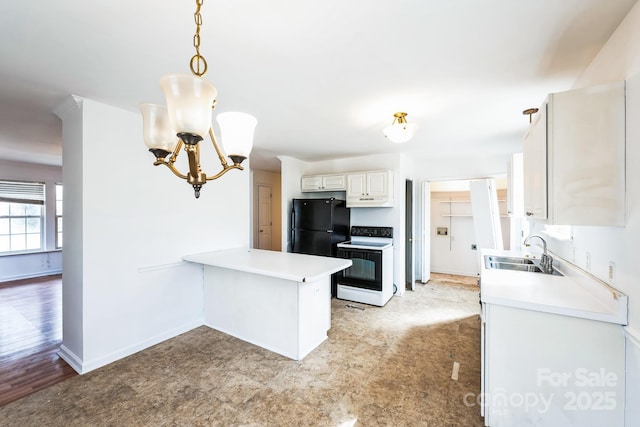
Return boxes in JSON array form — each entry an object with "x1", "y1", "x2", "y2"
[
  {"x1": 301, "y1": 176, "x2": 322, "y2": 191},
  {"x1": 484, "y1": 304, "x2": 625, "y2": 426},
  {"x1": 346, "y1": 173, "x2": 367, "y2": 197},
  {"x1": 366, "y1": 171, "x2": 389, "y2": 197},
  {"x1": 523, "y1": 104, "x2": 547, "y2": 219},
  {"x1": 322, "y1": 174, "x2": 346, "y2": 191},
  {"x1": 548, "y1": 81, "x2": 625, "y2": 226}
]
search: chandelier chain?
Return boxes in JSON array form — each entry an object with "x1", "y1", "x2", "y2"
[{"x1": 190, "y1": 0, "x2": 208, "y2": 76}]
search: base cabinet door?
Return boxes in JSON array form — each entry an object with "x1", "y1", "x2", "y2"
[{"x1": 483, "y1": 304, "x2": 624, "y2": 427}]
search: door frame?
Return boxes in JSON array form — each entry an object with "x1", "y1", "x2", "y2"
[{"x1": 405, "y1": 179, "x2": 415, "y2": 290}]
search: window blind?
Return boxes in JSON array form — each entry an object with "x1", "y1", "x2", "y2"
[{"x1": 0, "y1": 180, "x2": 45, "y2": 205}]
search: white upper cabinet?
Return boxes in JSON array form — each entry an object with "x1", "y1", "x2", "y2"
[
  {"x1": 523, "y1": 81, "x2": 626, "y2": 226},
  {"x1": 300, "y1": 174, "x2": 346, "y2": 192},
  {"x1": 346, "y1": 170, "x2": 393, "y2": 207}
]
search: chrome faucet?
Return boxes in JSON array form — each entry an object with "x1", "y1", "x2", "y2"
[{"x1": 524, "y1": 234, "x2": 553, "y2": 274}]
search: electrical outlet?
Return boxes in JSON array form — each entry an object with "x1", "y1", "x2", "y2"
[
  {"x1": 609, "y1": 261, "x2": 616, "y2": 283},
  {"x1": 586, "y1": 252, "x2": 592, "y2": 271}
]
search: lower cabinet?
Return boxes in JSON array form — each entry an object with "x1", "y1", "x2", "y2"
[{"x1": 481, "y1": 304, "x2": 625, "y2": 426}]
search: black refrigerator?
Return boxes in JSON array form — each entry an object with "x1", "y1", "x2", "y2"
[{"x1": 291, "y1": 198, "x2": 350, "y2": 295}]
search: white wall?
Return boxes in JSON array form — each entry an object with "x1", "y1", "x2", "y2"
[
  {"x1": 527, "y1": 3, "x2": 640, "y2": 424},
  {"x1": 0, "y1": 159, "x2": 62, "y2": 281},
  {"x1": 56, "y1": 96, "x2": 251, "y2": 373}
]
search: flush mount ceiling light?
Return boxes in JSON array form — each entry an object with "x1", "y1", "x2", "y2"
[
  {"x1": 140, "y1": 0, "x2": 256, "y2": 198},
  {"x1": 383, "y1": 112, "x2": 417, "y2": 143}
]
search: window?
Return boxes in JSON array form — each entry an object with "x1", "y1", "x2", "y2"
[
  {"x1": 56, "y1": 183, "x2": 63, "y2": 248},
  {"x1": 0, "y1": 180, "x2": 45, "y2": 254}
]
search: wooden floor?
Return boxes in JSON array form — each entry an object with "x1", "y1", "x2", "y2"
[{"x1": 0, "y1": 275, "x2": 77, "y2": 406}]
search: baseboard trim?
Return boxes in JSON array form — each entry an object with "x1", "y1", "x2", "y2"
[
  {"x1": 0, "y1": 269, "x2": 63, "y2": 283},
  {"x1": 431, "y1": 269, "x2": 478, "y2": 278},
  {"x1": 58, "y1": 344, "x2": 84, "y2": 374},
  {"x1": 60, "y1": 318, "x2": 204, "y2": 375}
]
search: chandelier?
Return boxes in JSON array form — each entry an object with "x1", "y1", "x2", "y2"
[
  {"x1": 140, "y1": 0, "x2": 256, "y2": 198},
  {"x1": 383, "y1": 112, "x2": 417, "y2": 143}
]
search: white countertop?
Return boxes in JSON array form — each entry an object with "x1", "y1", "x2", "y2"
[
  {"x1": 183, "y1": 248, "x2": 352, "y2": 283},
  {"x1": 480, "y1": 249, "x2": 628, "y2": 324}
]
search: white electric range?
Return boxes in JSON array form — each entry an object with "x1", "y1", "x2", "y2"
[{"x1": 336, "y1": 226, "x2": 394, "y2": 306}]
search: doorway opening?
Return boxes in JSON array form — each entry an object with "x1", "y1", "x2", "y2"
[{"x1": 428, "y1": 177, "x2": 510, "y2": 277}]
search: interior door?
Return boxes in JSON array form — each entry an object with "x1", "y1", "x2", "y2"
[
  {"x1": 258, "y1": 184, "x2": 272, "y2": 250},
  {"x1": 405, "y1": 179, "x2": 414, "y2": 290}
]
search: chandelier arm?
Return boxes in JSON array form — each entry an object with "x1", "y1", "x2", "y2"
[
  {"x1": 208, "y1": 128, "x2": 230, "y2": 168},
  {"x1": 153, "y1": 160, "x2": 189, "y2": 180},
  {"x1": 152, "y1": 139, "x2": 189, "y2": 179},
  {"x1": 205, "y1": 164, "x2": 244, "y2": 181},
  {"x1": 167, "y1": 139, "x2": 183, "y2": 164}
]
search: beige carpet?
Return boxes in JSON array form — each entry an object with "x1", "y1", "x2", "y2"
[{"x1": 0, "y1": 273, "x2": 484, "y2": 426}]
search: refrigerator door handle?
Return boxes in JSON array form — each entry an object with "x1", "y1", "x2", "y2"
[{"x1": 291, "y1": 208, "x2": 295, "y2": 252}]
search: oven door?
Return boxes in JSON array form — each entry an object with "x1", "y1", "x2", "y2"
[{"x1": 337, "y1": 247, "x2": 383, "y2": 291}]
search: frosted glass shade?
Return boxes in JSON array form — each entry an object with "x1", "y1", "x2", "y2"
[
  {"x1": 159, "y1": 74, "x2": 218, "y2": 138},
  {"x1": 139, "y1": 103, "x2": 178, "y2": 151},
  {"x1": 383, "y1": 122, "x2": 418, "y2": 144},
  {"x1": 216, "y1": 112, "x2": 257, "y2": 158}
]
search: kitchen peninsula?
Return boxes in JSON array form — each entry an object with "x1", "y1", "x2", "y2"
[{"x1": 183, "y1": 248, "x2": 352, "y2": 360}]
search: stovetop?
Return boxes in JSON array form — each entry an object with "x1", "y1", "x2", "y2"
[
  {"x1": 350, "y1": 226, "x2": 393, "y2": 238},
  {"x1": 338, "y1": 226, "x2": 393, "y2": 250},
  {"x1": 344, "y1": 241, "x2": 390, "y2": 248},
  {"x1": 337, "y1": 240, "x2": 393, "y2": 250}
]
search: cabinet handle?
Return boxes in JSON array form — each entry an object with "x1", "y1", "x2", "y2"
[{"x1": 526, "y1": 211, "x2": 533, "y2": 216}]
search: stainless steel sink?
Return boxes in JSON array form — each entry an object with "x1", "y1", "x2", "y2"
[
  {"x1": 485, "y1": 255, "x2": 536, "y2": 265},
  {"x1": 484, "y1": 255, "x2": 563, "y2": 276},
  {"x1": 485, "y1": 261, "x2": 543, "y2": 272}
]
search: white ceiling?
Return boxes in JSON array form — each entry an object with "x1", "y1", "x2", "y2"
[{"x1": 0, "y1": 0, "x2": 636, "y2": 171}]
